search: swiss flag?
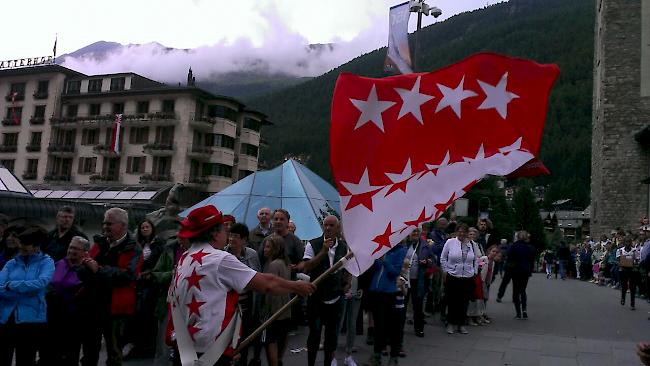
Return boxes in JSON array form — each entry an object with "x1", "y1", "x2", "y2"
[{"x1": 330, "y1": 52, "x2": 559, "y2": 275}]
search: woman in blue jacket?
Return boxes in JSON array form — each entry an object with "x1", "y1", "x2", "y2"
[
  {"x1": 0, "y1": 226, "x2": 55, "y2": 366},
  {"x1": 367, "y1": 241, "x2": 407, "y2": 366}
]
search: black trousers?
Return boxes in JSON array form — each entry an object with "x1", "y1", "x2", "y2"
[
  {"x1": 444, "y1": 276, "x2": 473, "y2": 327},
  {"x1": 497, "y1": 270, "x2": 512, "y2": 299},
  {"x1": 620, "y1": 268, "x2": 639, "y2": 306},
  {"x1": 0, "y1": 316, "x2": 45, "y2": 366},
  {"x1": 369, "y1": 292, "x2": 402, "y2": 358},
  {"x1": 511, "y1": 275, "x2": 529, "y2": 314},
  {"x1": 81, "y1": 317, "x2": 126, "y2": 366},
  {"x1": 307, "y1": 298, "x2": 343, "y2": 366},
  {"x1": 405, "y1": 287, "x2": 425, "y2": 332}
]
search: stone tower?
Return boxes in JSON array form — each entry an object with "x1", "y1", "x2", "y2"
[{"x1": 591, "y1": 0, "x2": 650, "y2": 236}]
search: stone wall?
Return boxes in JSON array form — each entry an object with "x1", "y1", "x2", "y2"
[{"x1": 591, "y1": 0, "x2": 650, "y2": 237}]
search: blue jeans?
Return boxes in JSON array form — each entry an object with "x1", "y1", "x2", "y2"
[{"x1": 559, "y1": 260, "x2": 568, "y2": 279}]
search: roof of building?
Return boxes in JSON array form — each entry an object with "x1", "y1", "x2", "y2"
[
  {"x1": 0, "y1": 64, "x2": 85, "y2": 78},
  {"x1": 0, "y1": 165, "x2": 32, "y2": 197}
]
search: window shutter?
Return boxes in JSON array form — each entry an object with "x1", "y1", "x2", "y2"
[
  {"x1": 91, "y1": 157, "x2": 97, "y2": 173},
  {"x1": 127, "y1": 157, "x2": 133, "y2": 173},
  {"x1": 139, "y1": 156, "x2": 146, "y2": 173},
  {"x1": 77, "y1": 158, "x2": 83, "y2": 174}
]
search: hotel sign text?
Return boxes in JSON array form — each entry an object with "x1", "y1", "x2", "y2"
[{"x1": 0, "y1": 56, "x2": 55, "y2": 70}]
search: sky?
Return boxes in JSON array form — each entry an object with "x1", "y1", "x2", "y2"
[{"x1": 2, "y1": 0, "x2": 506, "y2": 80}]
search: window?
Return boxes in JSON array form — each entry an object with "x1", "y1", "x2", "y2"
[
  {"x1": 81, "y1": 129, "x2": 99, "y2": 145},
  {"x1": 241, "y1": 143, "x2": 258, "y2": 157},
  {"x1": 0, "y1": 160, "x2": 15, "y2": 172},
  {"x1": 3, "y1": 133, "x2": 18, "y2": 146},
  {"x1": 5, "y1": 107, "x2": 22, "y2": 121},
  {"x1": 88, "y1": 79, "x2": 102, "y2": 93},
  {"x1": 243, "y1": 118, "x2": 262, "y2": 132},
  {"x1": 136, "y1": 101, "x2": 149, "y2": 114},
  {"x1": 238, "y1": 169, "x2": 254, "y2": 180},
  {"x1": 154, "y1": 126, "x2": 175, "y2": 144},
  {"x1": 126, "y1": 156, "x2": 146, "y2": 174},
  {"x1": 89, "y1": 103, "x2": 101, "y2": 116},
  {"x1": 110, "y1": 77, "x2": 125, "y2": 91},
  {"x1": 66, "y1": 80, "x2": 81, "y2": 94},
  {"x1": 112, "y1": 102, "x2": 124, "y2": 114},
  {"x1": 9, "y1": 82, "x2": 26, "y2": 97},
  {"x1": 152, "y1": 156, "x2": 171, "y2": 176},
  {"x1": 129, "y1": 127, "x2": 149, "y2": 144},
  {"x1": 30, "y1": 132, "x2": 42, "y2": 146},
  {"x1": 162, "y1": 100, "x2": 175, "y2": 113},
  {"x1": 26, "y1": 159, "x2": 38, "y2": 174},
  {"x1": 66, "y1": 104, "x2": 78, "y2": 118},
  {"x1": 36, "y1": 80, "x2": 49, "y2": 94},
  {"x1": 53, "y1": 130, "x2": 76, "y2": 146},
  {"x1": 33, "y1": 105, "x2": 46, "y2": 118},
  {"x1": 104, "y1": 127, "x2": 124, "y2": 146},
  {"x1": 202, "y1": 163, "x2": 232, "y2": 178},
  {"x1": 207, "y1": 105, "x2": 237, "y2": 121},
  {"x1": 77, "y1": 157, "x2": 97, "y2": 174},
  {"x1": 205, "y1": 134, "x2": 235, "y2": 149},
  {"x1": 49, "y1": 157, "x2": 73, "y2": 177}
]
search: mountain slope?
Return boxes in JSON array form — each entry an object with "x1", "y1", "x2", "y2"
[{"x1": 249, "y1": 0, "x2": 594, "y2": 207}]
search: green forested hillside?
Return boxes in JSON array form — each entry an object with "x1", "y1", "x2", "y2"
[{"x1": 249, "y1": 0, "x2": 594, "y2": 208}]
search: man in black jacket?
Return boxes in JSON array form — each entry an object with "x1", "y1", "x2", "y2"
[
  {"x1": 508, "y1": 231, "x2": 535, "y2": 319},
  {"x1": 45, "y1": 206, "x2": 87, "y2": 261},
  {"x1": 294, "y1": 215, "x2": 349, "y2": 366}
]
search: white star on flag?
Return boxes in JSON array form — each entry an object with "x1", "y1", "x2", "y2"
[
  {"x1": 350, "y1": 85, "x2": 396, "y2": 132},
  {"x1": 436, "y1": 76, "x2": 478, "y2": 118},
  {"x1": 477, "y1": 72, "x2": 519, "y2": 119},
  {"x1": 421, "y1": 150, "x2": 451, "y2": 178},
  {"x1": 463, "y1": 144, "x2": 485, "y2": 163},
  {"x1": 341, "y1": 168, "x2": 383, "y2": 195},
  {"x1": 394, "y1": 76, "x2": 435, "y2": 124},
  {"x1": 499, "y1": 137, "x2": 523, "y2": 153},
  {"x1": 385, "y1": 159, "x2": 413, "y2": 182}
]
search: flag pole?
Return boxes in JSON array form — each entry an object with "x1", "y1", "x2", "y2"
[{"x1": 235, "y1": 251, "x2": 355, "y2": 354}]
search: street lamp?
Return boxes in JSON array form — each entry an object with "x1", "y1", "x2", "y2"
[{"x1": 409, "y1": 0, "x2": 442, "y2": 71}]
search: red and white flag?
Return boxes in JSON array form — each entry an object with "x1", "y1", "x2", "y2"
[
  {"x1": 111, "y1": 114, "x2": 122, "y2": 154},
  {"x1": 330, "y1": 52, "x2": 559, "y2": 275}
]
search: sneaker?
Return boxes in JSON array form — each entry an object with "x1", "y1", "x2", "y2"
[
  {"x1": 446, "y1": 325, "x2": 455, "y2": 334},
  {"x1": 496, "y1": 298, "x2": 502, "y2": 303},
  {"x1": 468, "y1": 319, "x2": 479, "y2": 326},
  {"x1": 522, "y1": 311, "x2": 528, "y2": 319},
  {"x1": 344, "y1": 356, "x2": 357, "y2": 366},
  {"x1": 122, "y1": 343, "x2": 135, "y2": 358},
  {"x1": 415, "y1": 330, "x2": 424, "y2": 337},
  {"x1": 631, "y1": 305, "x2": 636, "y2": 311},
  {"x1": 458, "y1": 326, "x2": 468, "y2": 334},
  {"x1": 399, "y1": 349, "x2": 406, "y2": 358},
  {"x1": 515, "y1": 314, "x2": 522, "y2": 319}
]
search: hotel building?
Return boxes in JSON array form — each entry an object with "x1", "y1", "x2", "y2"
[{"x1": 0, "y1": 64, "x2": 271, "y2": 194}]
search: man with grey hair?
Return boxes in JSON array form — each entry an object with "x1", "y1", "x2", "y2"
[
  {"x1": 45, "y1": 206, "x2": 87, "y2": 262},
  {"x1": 249, "y1": 207, "x2": 272, "y2": 252},
  {"x1": 80, "y1": 207, "x2": 143, "y2": 366}
]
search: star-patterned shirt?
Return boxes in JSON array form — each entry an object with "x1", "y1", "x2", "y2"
[{"x1": 170, "y1": 242, "x2": 257, "y2": 353}]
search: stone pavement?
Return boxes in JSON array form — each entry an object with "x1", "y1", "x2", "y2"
[{"x1": 124, "y1": 273, "x2": 648, "y2": 366}]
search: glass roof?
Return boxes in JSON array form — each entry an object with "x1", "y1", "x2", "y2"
[
  {"x1": 181, "y1": 159, "x2": 341, "y2": 240},
  {"x1": 0, "y1": 165, "x2": 31, "y2": 195},
  {"x1": 29, "y1": 186, "x2": 162, "y2": 200}
]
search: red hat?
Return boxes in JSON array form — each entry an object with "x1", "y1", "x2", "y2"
[
  {"x1": 223, "y1": 214, "x2": 236, "y2": 223},
  {"x1": 178, "y1": 205, "x2": 223, "y2": 239}
]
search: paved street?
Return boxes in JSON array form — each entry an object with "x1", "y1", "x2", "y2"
[{"x1": 124, "y1": 273, "x2": 648, "y2": 366}]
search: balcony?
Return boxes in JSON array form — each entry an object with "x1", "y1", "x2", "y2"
[
  {"x1": 190, "y1": 115, "x2": 217, "y2": 130},
  {"x1": 140, "y1": 173, "x2": 173, "y2": 184},
  {"x1": 33, "y1": 91, "x2": 48, "y2": 100},
  {"x1": 21, "y1": 172, "x2": 37, "y2": 180},
  {"x1": 123, "y1": 111, "x2": 179, "y2": 126},
  {"x1": 29, "y1": 116, "x2": 45, "y2": 125},
  {"x1": 50, "y1": 116, "x2": 80, "y2": 129},
  {"x1": 89, "y1": 173, "x2": 120, "y2": 183},
  {"x1": 93, "y1": 144, "x2": 120, "y2": 156},
  {"x1": 184, "y1": 176, "x2": 210, "y2": 188},
  {"x1": 1, "y1": 118, "x2": 20, "y2": 126},
  {"x1": 187, "y1": 145, "x2": 212, "y2": 160},
  {"x1": 143, "y1": 142, "x2": 174, "y2": 156},
  {"x1": 0, "y1": 145, "x2": 17, "y2": 153},
  {"x1": 48, "y1": 144, "x2": 75, "y2": 156},
  {"x1": 25, "y1": 143, "x2": 41, "y2": 152},
  {"x1": 44, "y1": 173, "x2": 71, "y2": 182},
  {"x1": 5, "y1": 93, "x2": 24, "y2": 102}
]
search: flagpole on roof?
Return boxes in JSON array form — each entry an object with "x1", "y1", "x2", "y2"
[{"x1": 53, "y1": 34, "x2": 58, "y2": 62}]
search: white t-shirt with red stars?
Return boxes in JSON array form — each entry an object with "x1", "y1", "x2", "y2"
[{"x1": 170, "y1": 242, "x2": 257, "y2": 353}]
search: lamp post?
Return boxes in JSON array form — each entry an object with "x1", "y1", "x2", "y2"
[{"x1": 409, "y1": 0, "x2": 442, "y2": 72}]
